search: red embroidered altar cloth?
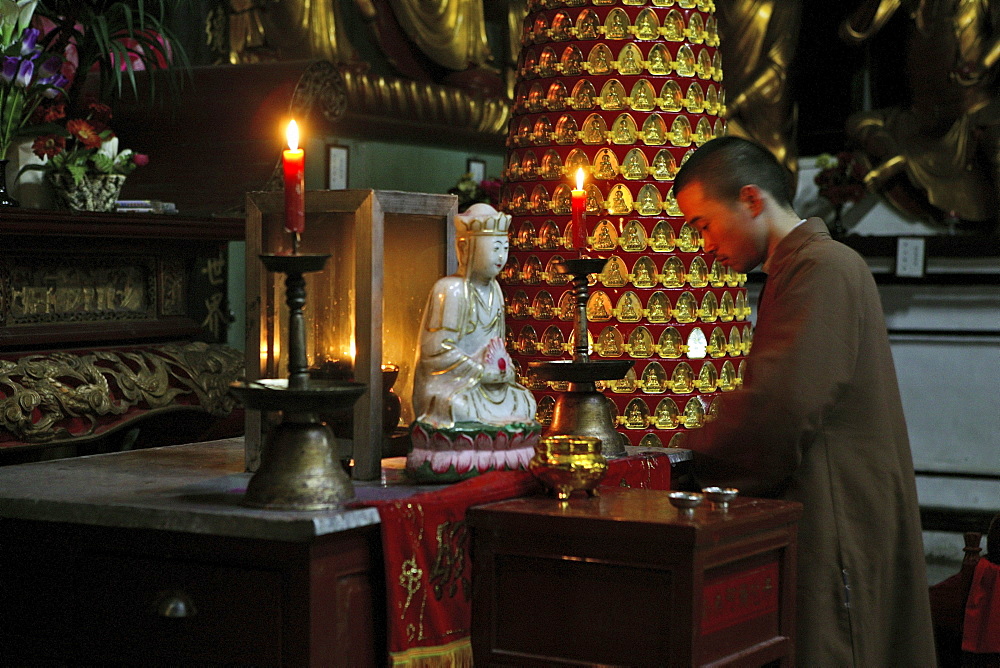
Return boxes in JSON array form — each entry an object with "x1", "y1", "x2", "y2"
[{"x1": 353, "y1": 452, "x2": 670, "y2": 667}]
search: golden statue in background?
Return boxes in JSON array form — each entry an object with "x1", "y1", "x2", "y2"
[
  {"x1": 842, "y1": 0, "x2": 1000, "y2": 224},
  {"x1": 716, "y1": 0, "x2": 803, "y2": 193}
]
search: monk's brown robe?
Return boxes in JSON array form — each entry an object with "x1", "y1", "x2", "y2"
[{"x1": 686, "y1": 219, "x2": 936, "y2": 666}]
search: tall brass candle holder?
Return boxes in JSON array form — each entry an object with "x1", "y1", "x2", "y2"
[
  {"x1": 230, "y1": 253, "x2": 366, "y2": 510},
  {"x1": 529, "y1": 258, "x2": 634, "y2": 458}
]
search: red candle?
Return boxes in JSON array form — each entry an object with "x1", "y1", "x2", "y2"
[
  {"x1": 282, "y1": 120, "x2": 305, "y2": 235},
  {"x1": 571, "y1": 168, "x2": 588, "y2": 250}
]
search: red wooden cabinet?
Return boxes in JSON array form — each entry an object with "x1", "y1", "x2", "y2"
[{"x1": 468, "y1": 488, "x2": 802, "y2": 667}]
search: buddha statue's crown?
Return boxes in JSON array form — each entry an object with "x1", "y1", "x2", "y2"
[{"x1": 454, "y1": 203, "x2": 511, "y2": 237}]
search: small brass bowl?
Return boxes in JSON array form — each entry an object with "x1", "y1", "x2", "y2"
[
  {"x1": 668, "y1": 491, "x2": 704, "y2": 518},
  {"x1": 702, "y1": 486, "x2": 739, "y2": 511},
  {"x1": 529, "y1": 435, "x2": 608, "y2": 501}
]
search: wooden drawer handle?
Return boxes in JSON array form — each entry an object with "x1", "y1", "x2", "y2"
[{"x1": 154, "y1": 590, "x2": 197, "y2": 618}]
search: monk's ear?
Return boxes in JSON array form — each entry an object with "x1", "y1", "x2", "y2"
[{"x1": 738, "y1": 184, "x2": 765, "y2": 217}]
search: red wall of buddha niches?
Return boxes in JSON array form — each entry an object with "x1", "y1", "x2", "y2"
[{"x1": 500, "y1": 0, "x2": 753, "y2": 450}]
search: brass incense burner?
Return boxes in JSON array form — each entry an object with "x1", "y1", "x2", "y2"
[
  {"x1": 529, "y1": 435, "x2": 608, "y2": 501},
  {"x1": 528, "y1": 258, "x2": 634, "y2": 458}
]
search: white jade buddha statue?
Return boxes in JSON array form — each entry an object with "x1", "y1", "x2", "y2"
[{"x1": 407, "y1": 203, "x2": 540, "y2": 482}]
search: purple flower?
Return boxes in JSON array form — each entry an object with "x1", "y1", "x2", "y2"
[
  {"x1": 38, "y1": 73, "x2": 68, "y2": 98},
  {"x1": 37, "y1": 56, "x2": 61, "y2": 78},
  {"x1": 1, "y1": 57, "x2": 19, "y2": 85},
  {"x1": 18, "y1": 28, "x2": 40, "y2": 56},
  {"x1": 15, "y1": 58, "x2": 33, "y2": 87}
]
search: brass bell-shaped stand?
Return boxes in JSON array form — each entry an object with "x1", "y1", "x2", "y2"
[
  {"x1": 529, "y1": 258, "x2": 634, "y2": 458},
  {"x1": 230, "y1": 253, "x2": 366, "y2": 510}
]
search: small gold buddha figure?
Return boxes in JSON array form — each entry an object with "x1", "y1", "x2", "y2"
[
  {"x1": 623, "y1": 398, "x2": 648, "y2": 429},
  {"x1": 689, "y1": 256, "x2": 709, "y2": 287},
  {"x1": 631, "y1": 80, "x2": 655, "y2": 111},
  {"x1": 619, "y1": 44, "x2": 642, "y2": 75},
  {"x1": 585, "y1": 186, "x2": 601, "y2": 214},
  {"x1": 601, "y1": 80, "x2": 626, "y2": 110},
  {"x1": 541, "y1": 326, "x2": 565, "y2": 356},
  {"x1": 682, "y1": 397, "x2": 704, "y2": 428},
  {"x1": 536, "y1": 395, "x2": 555, "y2": 426},
  {"x1": 604, "y1": 186, "x2": 626, "y2": 214},
  {"x1": 675, "y1": 291, "x2": 698, "y2": 323},
  {"x1": 647, "y1": 292, "x2": 670, "y2": 323},
  {"x1": 632, "y1": 257, "x2": 656, "y2": 288},
  {"x1": 500, "y1": 256, "x2": 520, "y2": 284},
  {"x1": 611, "y1": 368, "x2": 638, "y2": 393},
  {"x1": 654, "y1": 398, "x2": 679, "y2": 429},
  {"x1": 550, "y1": 11, "x2": 572, "y2": 40},
  {"x1": 587, "y1": 290, "x2": 613, "y2": 321},
  {"x1": 651, "y1": 221, "x2": 675, "y2": 252},
  {"x1": 676, "y1": 44, "x2": 696, "y2": 76},
  {"x1": 576, "y1": 10, "x2": 600, "y2": 40},
  {"x1": 595, "y1": 150, "x2": 617, "y2": 179},
  {"x1": 588, "y1": 44, "x2": 613, "y2": 74},
  {"x1": 509, "y1": 290, "x2": 531, "y2": 319},
  {"x1": 605, "y1": 8, "x2": 629, "y2": 39},
  {"x1": 601, "y1": 257, "x2": 627, "y2": 287},
  {"x1": 636, "y1": 9, "x2": 659, "y2": 40},
  {"x1": 597, "y1": 326, "x2": 624, "y2": 357},
  {"x1": 661, "y1": 80, "x2": 683, "y2": 112},
  {"x1": 651, "y1": 151, "x2": 674, "y2": 180},
  {"x1": 719, "y1": 291, "x2": 736, "y2": 322},
  {"x1": 538, "y1": 220, "x2": 560, "y2": 250},
  {"x1": 677, "y1": 223, "x2": 700, "y2": 252},
  {"x1": 522, "y1": 255, "x2": 543, "y2": 284},
  {"x1": 697, "y1": 48, "x2": 712, "y2": 80},
  {"x1": 629, "y1": 327, "x2": 653, "y2": 358},
  {"x1": 687, "y1": 12, "x2": 705, "y2": 44},
  {"x1": 541, "y1": 150, "x2": 563, "y2": 180},
  {"x1": 665, "y1": 10, "x2": 685, "y2": 41},
  {"x1": 592, "y1": 220, "x2": 617, "y2": 250},
  {"x1": 727, "y1": 327, "x2": 742, "y2": 357},
  {"x1": 517, "y1": 325, "x2": 539, "y2": 354},
  {"x1": 622, "y1": 149, "x2": 648, "y2": 180},
  {"x1": 558, "y1": 291, "x2": 575, "y2": 320},
  {"x1": 708, "y1": 326, "x2": 728, "y2": 357},
  {"x1": 573, "y1": 81, "x2": 597, "y2": 110},
  {"x1": 672, "y1": 362, "x2": 694, "y2": 393},
  {"x1": 560, "y1": 45, "x2": 583, "y2": 76},
  {"x1": 617, "y1": 291, "x2": 642, "y2": 322},
  {"x1": 642, "y1": 115, "x2": 667, "y2": 145},
  {"x1": 613, "y1": 115, "x2": 637, "y2": 144},
  {"x1": 553, "y1": 116, "x2": 577, "y2": 145},
  {"x1": 670, "y1": 115, "x2": 692, "y2": 147},
  {"x1": 659, "y1": 327, "x2": 683, "y2": 358},
  {"x1": 583, "y1": 115, "x2": 606, "y2": 144},
  {"x1": 533, "y1": 291, "x2": 556, "y2": 320},
  {"x1": 685, "y1": 81, "x2": 705, "y2": 113},
  {"x1": 637, "y1": 185, "x2": 662, "y2": 216},
  {"x1": 699, "y1": 292, "x2": 718, "y2": 322},
  {"x1": 621, "y1": 220, "x2": 647, "y2": 251},
  {"x1": 720, "y1": 360, "x2": 737, "y2": 392},
  {"x1": 697, "y1": 362, "x2": 718, "y2": 392},
  {"x1": 662, "y1": 256, "x2": 685, "y2": 287},
  {"x1": 648, "y1": 45, "x2": 670, "y2": 75},
  {"x1": 642, "y1": 361, "x2": 667, "y2": 393}
]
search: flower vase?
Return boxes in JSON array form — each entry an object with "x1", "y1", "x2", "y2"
[
  {"x1": 0, "y1": 159, "x2": 19, "y2": 207},
  {"x1": 49, "y1": 173, "x2": 125, "y2": 212}
]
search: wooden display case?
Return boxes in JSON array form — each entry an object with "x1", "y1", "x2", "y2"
[
  {"x1": 468, "y1": 488, "x2": 802, "y2": 667},
  {"x1": 245, "y1": 189, "x2": 456, "y2": 480}
]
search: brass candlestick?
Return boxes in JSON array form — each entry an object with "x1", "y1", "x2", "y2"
[
  {"x1": 230, "y1": 253, "x2": 366, "y2": 510},
  {"x1": 529, "y1": 258, "x2": 634, "y2": 458}
]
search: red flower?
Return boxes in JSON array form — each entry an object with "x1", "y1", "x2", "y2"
[
  {"x1": 32, "y1": 134, "x2": 66, "y2": 159},
  {"x1": 32, "y1": 102, "x2": 66, "y2": 125},
  {"x1": 85, "y1": 101, "x2": 112, "y2": 125},
  {"x1": 66, "y1": 119, "x2": 103, "y2": 149},
  {"x1": 132, "y1": 153, "x2": 149, "y2": 167}
]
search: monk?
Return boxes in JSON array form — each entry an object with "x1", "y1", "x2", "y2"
[{"x1": 674, "y1": 136, "x2": 936, "y2": 665}]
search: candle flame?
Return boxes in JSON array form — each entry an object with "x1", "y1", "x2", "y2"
[
  {"x1": 576, "y1": 167, "x2": 585, "y2": 191},
  {"x1": 286, "y1": 120, "x2": 300, "y2": 151}
]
